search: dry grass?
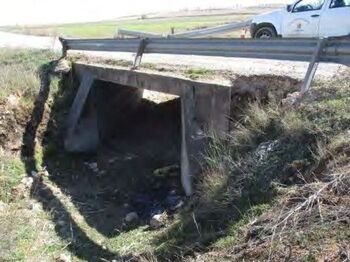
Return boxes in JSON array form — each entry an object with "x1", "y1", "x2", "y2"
[
  {"x1": 0, "y1": 49, "x2": 349, "y2": 261},
  {"x1": 0, "y1": 64, "x2": 39, "y2": 102},
  {"x1": 185, "y1": 72, "x2": 350, "y2": 261}
]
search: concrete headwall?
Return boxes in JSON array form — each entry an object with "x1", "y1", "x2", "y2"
[{"x1": 66, "y1": 63, "x2": 232, "y2": 195}]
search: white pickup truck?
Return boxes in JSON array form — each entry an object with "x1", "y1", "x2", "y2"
[{"x1": 250, "y1": 0, "x2": 350, "y2": 38}]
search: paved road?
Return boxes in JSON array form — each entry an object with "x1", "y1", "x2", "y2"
[
  {"x1": 0, "y1": 31, "x2": 346, "y2": 80},
  {"x1": 0, "y1": 31, "x2": 61, "y2": 50}
]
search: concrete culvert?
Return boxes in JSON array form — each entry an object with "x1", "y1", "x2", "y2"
[{"x1": 78, "y1": 80, "x2": 183, "y2": 196}]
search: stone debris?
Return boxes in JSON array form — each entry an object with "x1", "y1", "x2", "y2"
[
  {"x1": 125, "y1": 212, "x2": 139, "y2": 223},
  {"x1": 53, "y1": 59, "x2": 71, "y2": 74},
  {"x1": 10, "y1": 183, "x2": 26, "y2": 201},
  {"x1": 282, "y1": 91, "x2": 302, "y2": 107},
  {"x1": 28, "y1": 201, "x2": 42, "y2": 212},
  {"x1": 6, "y1": 94, "x2": 20, "y2": 107},
  {"x1": 84, "y1": 162, "x2": 99, "y2": 173},
  {"x1": 150, "y1": 212, "x2": 167, "y2": 229},
  {"x1": 21, "y1": 176, "x2": 34, "y2": 189},
  {"x1": 55, "y1": 253, "x2": 71, "y2": 262},
  {"x1": 39, "y1": 169, "x2": 50, "y2": 177}
]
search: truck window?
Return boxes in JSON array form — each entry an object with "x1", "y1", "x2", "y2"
[
  {"x1": 330, "y1": 0, "x2": 350, "y2": 8},
  {"x1": 293, "y1": 0, "x2": 325, "y2": 12}
]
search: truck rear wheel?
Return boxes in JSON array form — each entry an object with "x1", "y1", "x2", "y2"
[{"x1": 254, "y1": 26, "x2": 277, "y2": 39}]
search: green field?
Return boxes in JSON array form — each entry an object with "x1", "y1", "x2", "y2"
[{"x1": 1, "y1": 14, "x2": 252, "y2": 38}]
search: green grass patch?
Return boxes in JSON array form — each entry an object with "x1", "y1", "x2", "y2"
[
  {"x1": 213, "y1": 204, "x2": 271, "y2": 248},
  {"x1": 0, "y1": 154, "x2": 25, "y2": 203},
  {"x1": 184, "y1": 68, "x2": 213, "y2": 80},
  {"x1": 108, "y1": 226, "x2": 159, "y2": 256},
  {"x1": 153, "y1": 74, "x2": 350, "y2": 259},
  {"x1": 0, "y1": 49, "x2": 58, "y2": 103},
  {"x1": 1, "y1": 14, "x2": 250, "y2": 38}
]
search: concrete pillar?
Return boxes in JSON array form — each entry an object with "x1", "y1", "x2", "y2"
[{"x1": 181, "y1": 85, "x2": 231, "y2": 196}]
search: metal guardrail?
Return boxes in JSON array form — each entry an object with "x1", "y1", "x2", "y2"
[
  {"x1": 59, "y1": 36, "x2": 350, "y2": 93},
  {"x1": 60, "y1": 37, "x2": 350, "y2": 64},
  {"x1": 117, "y1": 29, "x2": 162, "y2": 38},
  {"x1": 170, "y1": 20, "x2": 252, "y2": 38},
  {"x1": 118, "y1": 20, "x2": 251, "y2": 38}
]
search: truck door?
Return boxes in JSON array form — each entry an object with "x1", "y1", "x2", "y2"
[
  {"x1": 282, "y1": 0, "x2": 326, "y2": 37},
  {"x1": 319, "y1": 0, "x2": 350, "y2": 37}
]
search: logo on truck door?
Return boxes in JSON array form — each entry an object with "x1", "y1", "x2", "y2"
[{"x1": 290, "y1": 19, "x2": 310, "y2": 32}]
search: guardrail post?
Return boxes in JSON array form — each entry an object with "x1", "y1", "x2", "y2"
[
  {"x1": 301, "y1": 38, "x2": 327, "y2": 93},
  {"x1": 132, "y1": 38, "x2": 148, "y2": 69}
]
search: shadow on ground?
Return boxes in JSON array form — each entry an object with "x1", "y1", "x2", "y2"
[
  {"x1": 20, "y1": 64, "x2": 123, "y2": 261},
  {"x1": 20, "y1": 62, "x2": 184, "y2": 261},
  {"x1": 19, "y1": 60, "x2": 305, "y2": 261}
]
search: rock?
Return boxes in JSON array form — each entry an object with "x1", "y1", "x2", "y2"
[
  {"x1": 84, "y1": 162, "x2": 99, "y2": 173},
  {"x1": 53, "y1": 59, "x2": 71, "y2": 74},
  {"x1": 10, "y1": 184, "x2": 26, "y2": 201},
  {"x1": 150, "y1": 212, "x2": 167, "y2": 229},
  {"x1": 21, "y1": 177, "x2": 34, "y2": 188},
  {"x1": 31, "y1": 170, "x2": 38, "y2": 178},
  {"x1": 7, "y1": 94, "x2": 19, "y2": 107},
  {"x1": 282, "y1": 91, "x2": 302, "y2": 107},
  {"x1": 39, "y1": 169, "x2": 49, "y2": 177},
  {"x1": 55, "y1": 253, "x2": 71, "y2": 262},
  {"x1": 125, "y1": 212, "x2": 139, "y2": 223},
  {"x1": 28, "y1": 201, "x2": 41, "y2": 212}
]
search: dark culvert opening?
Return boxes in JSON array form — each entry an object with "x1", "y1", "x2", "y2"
[{"x1": 93, "y1": 80, "x2": 184, "y2": 221}]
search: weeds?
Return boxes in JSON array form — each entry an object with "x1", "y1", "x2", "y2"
[
  {"x1": 159, "y1": 71, "x2": 350, "y2": 261},
  {"x1": 184, "y1": 68, "x2": 213, "y2": 80},
  {"x1": 0, "y1": 48, "x2": 349, "y2": 261},
  {"x1": 0, "y1": 153, "x2": 25, "y2": 203}
]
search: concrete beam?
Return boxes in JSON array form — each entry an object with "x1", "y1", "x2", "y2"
[{"x1": 73, "y1": 63, "x2": 229, "y2": 97}]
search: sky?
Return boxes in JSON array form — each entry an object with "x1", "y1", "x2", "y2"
[{"x1": 0, "y1": 0, "x2": 290, "y2": 26}]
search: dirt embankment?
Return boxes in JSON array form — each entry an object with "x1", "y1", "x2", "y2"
[{"x1": 1, "y1": 52, "x2": 349, "y2": 261}]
